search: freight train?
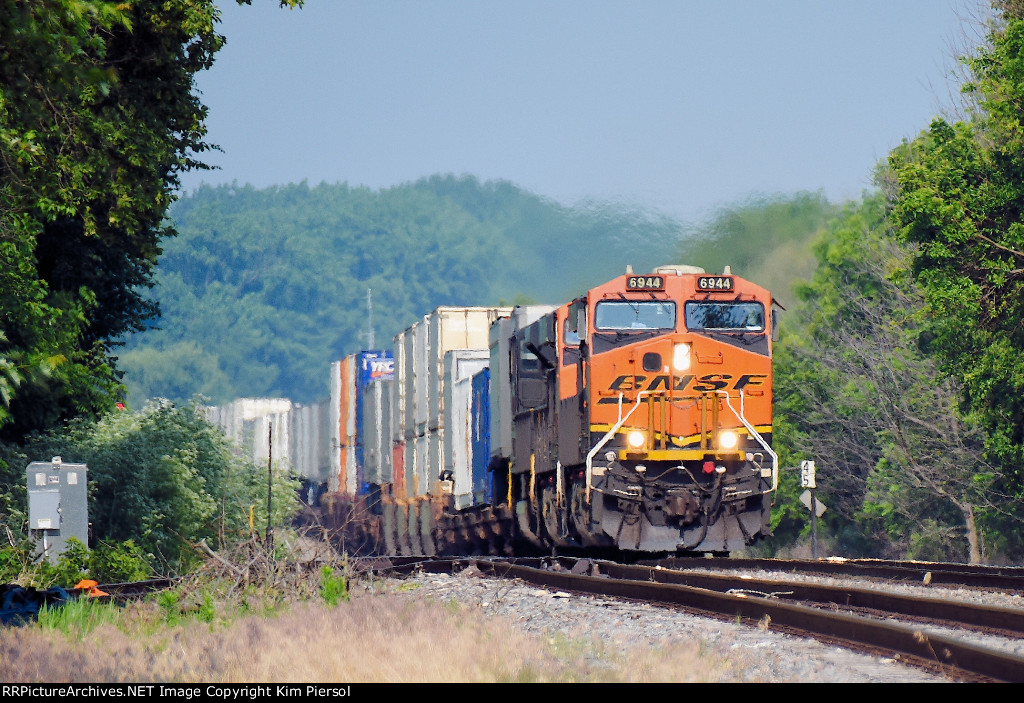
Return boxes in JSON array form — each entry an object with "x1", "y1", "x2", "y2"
[{"x1": 210, "y1": 264, "x2": 778, "y2": 556}]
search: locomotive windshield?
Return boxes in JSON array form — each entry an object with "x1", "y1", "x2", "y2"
[
  {"x1": 595, "y1": 300, "x2": 676, "y2": 330},
  {"x1": 685, "y1": 301, "x2": 764, "y2": 331}
]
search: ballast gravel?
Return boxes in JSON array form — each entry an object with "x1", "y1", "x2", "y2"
[{"x1": 383, "y1": 566, "x2": 948, "y2": 683}]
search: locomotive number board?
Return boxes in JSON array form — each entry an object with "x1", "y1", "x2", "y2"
[
  {"x1": 696, "y1": 276, "x2": 734, "y2": 291},
  {"x1": 626, "y1": 275, "x2": 665, "y2": 291}
]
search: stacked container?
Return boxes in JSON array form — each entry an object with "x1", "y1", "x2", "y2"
[
  {"x1": 391, "y1": 307, "x2": 510, "y2": 499},
  {"x1": 488, "y1": 305, "x2": 557, "y2": 465},
  {"x1": 205, "y1": 398, "x2": 293, "y2": 472},
  {"x1": 361, "y1": 377, "x2": 393, "y2": 487},
  {"x1": 443, "y1": 349, "x2": 490, "y2": 509},
  {"x1": 330, "y1": 350, "x2": 394, "y2": 495}
]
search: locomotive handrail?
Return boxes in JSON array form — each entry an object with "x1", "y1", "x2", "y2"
[
  {"x1": 585, "y1": 390, "x2": 655, "y2": 501},
  {"x1": 584, "y1": 388, "x2": 778, "y2": 499},
  {"x1": 717, "y1": 389, "x2": 778, "y2": 492}
]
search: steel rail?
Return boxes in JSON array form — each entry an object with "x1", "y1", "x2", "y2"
[
  {"x1": 460, "y1": 558, "x2": 1024, "y2": 682},
  {"x1": 652, "y1": 556, "x2": 1024, "y2": 591},
  {"x1": 588, "y1": 559, "x2": 1024, "y2": 635}
]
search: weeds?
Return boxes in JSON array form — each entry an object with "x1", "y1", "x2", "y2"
[
  {"x1": 36, "y1": 597, "x2": 119, "y2": 638},
  {"x1": 1, "y1": 520, "x2": 755, "y2": 682},
  {"x1": 319, "y1": 565, "x2": 349, "y2": 606}
]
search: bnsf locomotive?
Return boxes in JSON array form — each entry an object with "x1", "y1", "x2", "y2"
[{"x1": 319, "y1": 263, "x2": 778, "y2": 557}]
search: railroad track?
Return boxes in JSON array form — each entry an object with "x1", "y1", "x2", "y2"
[
  {"x1": 651, "y1": 556, "x2": 1024, "y2": 591},
  {"x1": 369, "y1": 555, "x2": 1024, "y2": 682}
]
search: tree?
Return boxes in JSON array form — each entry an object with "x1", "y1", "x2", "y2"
[
  {"x1": 775, "y1": 192, "x2": 1007, "y2": 562},
  {"x1": 14, "y1": 399, "x2": 300, "y2": 573},
  {"x1": 887, "y1": 1, "x2": 1024, "y2": 491},
  {"x1": 0, "y1": 0, "x2": 300, "y2": 439}
]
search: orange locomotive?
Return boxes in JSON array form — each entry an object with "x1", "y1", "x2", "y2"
[{"x1": 497, "y1": 264, "x2": 777, "y2": 554}]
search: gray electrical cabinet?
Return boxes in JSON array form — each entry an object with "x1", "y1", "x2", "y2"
[{"x1": 27, "y1": 457, "x2": 89, "y2": 564}]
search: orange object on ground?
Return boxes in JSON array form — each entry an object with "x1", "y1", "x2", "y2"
[{"x1": 73, "y1": 579, "x2": 109, "y2": 597}]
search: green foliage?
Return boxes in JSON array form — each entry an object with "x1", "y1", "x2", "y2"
[
  {"x1": 157, "y1": 589, "x2": 181, "y2": 626},
  {"x1": 0, "y1": 1, "x2": 301, "y2": 441},
  {"x1": 197, "y1": 592, "x2": 216, "y2": 624},
  {"x1": 37, "y1": 595, "x2": 118, "y2": 637},
  {"x1": 0, "y1": 0, "x2": 223, "y2": 439},
  {"x1": 89, "y1": 540, "x2": 151, "y2": 583},
  {"x1": 123, "y1": 176, "x2": 687, "y2": 404},
  {"x1": 318, "y1": 565, "x2": 349, "y2": 607},
  {"x1": 678, "y1": 192, "x2": 838, "y2": 303},
  {"x1": 50, "y1": 537, "x2": 90, "y2": 587},
  {"x1": 0, "y1": 537, "x2": 151, "y2": 587},
  {"x1": 887, "y1": 3, "x2": 1024, "y2": 490},
  {"x1": 12, "y1": 400, "x2": 300, "y2": 574},
  {"x1": 773, "y1": 190, "x2": 1007, "y2": 561}
]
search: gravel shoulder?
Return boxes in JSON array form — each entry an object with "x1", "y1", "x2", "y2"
[{"x1": 381, "y1": 566, "x2": 949, "y2": 683}]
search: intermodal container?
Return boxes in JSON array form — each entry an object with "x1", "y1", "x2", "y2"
[
  {"x1": 331, "y1": 350, "x2": 393, "y2": 496},
  {"x1": 470, "y1": 368, "x2": 491, "y2": 505},
  {"x1": 443, "y1": 349, "x2": 490, "y2": 509},
  {"x1": 393, "y1": 307, "x2": 510, "y2": 498}
]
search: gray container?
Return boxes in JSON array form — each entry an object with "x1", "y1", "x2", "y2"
[
  {"x1": 290, "y1": 400, "x2": 330, "y2": 485},
  {"x1": 362, "y1": 378, "x2": 393, "y2": 485}
]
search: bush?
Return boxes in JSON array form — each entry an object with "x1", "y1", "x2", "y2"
[{"x1": 3, "y1": 399, "x2": 301, "y2": 576}]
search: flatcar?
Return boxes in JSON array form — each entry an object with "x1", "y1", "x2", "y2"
[{"x1": 325, "y1": 264, "x2": 778, "y2": 556}]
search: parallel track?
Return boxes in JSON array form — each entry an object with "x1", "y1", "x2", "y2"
[
  {"x1": 651, "y1": 556, "x2": 1024, "y2": 591},
  {"x1": 370, "y1": 556, "x2": 1024, "y2": 682}
]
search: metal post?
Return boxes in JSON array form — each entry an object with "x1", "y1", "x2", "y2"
[
  {"x1": 810, "y1": 488, "x2": 818, "y2": 559},
  {"x1": 266, "y1": 422, "x2": 273, "y2": 552}
]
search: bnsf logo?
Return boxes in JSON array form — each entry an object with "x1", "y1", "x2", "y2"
[{"x1": 597, "y1": 373, "x2": 767, "y2": 403}]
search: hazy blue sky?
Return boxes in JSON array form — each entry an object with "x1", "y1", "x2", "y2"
[{"x1": 181, "y1": 0, "x2": 979, "y2": 222}]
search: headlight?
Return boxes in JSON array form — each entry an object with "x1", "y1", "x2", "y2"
[
  {"x1": 673, "y1": 343, "x2": 691, "y2": 371},
  {"x1": 627, "y1": 431, "x2": 646, "y2": 448},
  {"x1": 718, "y1": 430, "x2": 739, "y2": 449}
]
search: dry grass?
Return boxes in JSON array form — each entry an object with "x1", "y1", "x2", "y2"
[
  {"x1": 1, "y1": 527, "x2": 760, "y2": 683},
  {"x1": 0, "y1": 587, "x2": 753, "y2": 683}
]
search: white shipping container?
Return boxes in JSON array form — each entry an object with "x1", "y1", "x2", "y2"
[
  {"x1": 290, "y1": 400, "x2": 331, "y2": 485},
  {"x1": 443, "y1": 350, "x2": 489, "y2": 508},
  {"x1": 206, "y1": 398, "x2": 293, "y2": 473},
  {"x1": 427, "y1": 307, "x2": 510, "y2": 431}
]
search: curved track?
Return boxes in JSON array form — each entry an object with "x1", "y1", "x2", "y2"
[{"x1": 369, "y1": 555, "x2": 1024, "y2": 682}]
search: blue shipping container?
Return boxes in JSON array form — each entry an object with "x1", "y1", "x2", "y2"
[{"x1": 471, "y1": 368, "x2": 491, "y2": 505}]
